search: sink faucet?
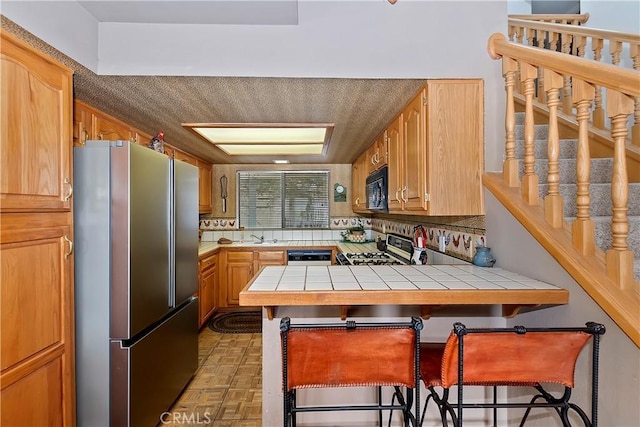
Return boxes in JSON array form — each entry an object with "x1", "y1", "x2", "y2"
[{"x1": 250, "y1": 234, "x2": 264, "y2": 242}]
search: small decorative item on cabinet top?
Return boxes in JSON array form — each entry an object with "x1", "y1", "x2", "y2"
[{"x1": 148, "y1": 131, "x2": 164, "y2": 153}]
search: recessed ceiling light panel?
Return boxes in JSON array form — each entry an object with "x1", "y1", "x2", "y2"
[{"x1": 182, "y1": 123, "x2": 334, "y2": 157}]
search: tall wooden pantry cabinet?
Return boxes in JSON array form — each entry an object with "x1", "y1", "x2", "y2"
[{"x1": 1, "y1": 30, "x2": 76, "y2": 426}]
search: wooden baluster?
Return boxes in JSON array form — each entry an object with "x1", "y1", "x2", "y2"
[
  {"x1": 515, "y1": 28, "x2": 524, "y2": 94},
  {"x1": 571, "y1": 79, "x2": 596, "y2": 255},
  {"x1": 544, "y1": 70, "x2": 565, "y2": 227},
  {"x1": 508, "y1": 24, "x2": 516, "y2": 42},
  {"x1": 561, "y1": 33, "x2": 574, "y2": 113},
  {"x1": 606, "y1": 90, "x2": 635, "y2": 289},
  {"x1": 630, "y1": 43, "x2": 640, "y2": 147},
  {"x1": 527, "y1": 28, "x2": 535, "y2": 47},
  {"x1": 520, "y1": 62, "x2": 539, "y2": 205},
  {"x1": 610, "y1": 40, "x2": 622, "y2": 66},
  {"x1": 573, "y1": 35, "x2": 586, "y2": 58},
  {"x1": 503, "y1": 57, "x2": 519, "y2": 187},
  {"x1": 534, "y1": 30, "x2": 545, "y2": 103},
  {"x1": 548, "y1": 31, "x2": 559, "y2": 52},
  {"x1": 591, "y1": 38, "x2": 605, "y2": 129}
]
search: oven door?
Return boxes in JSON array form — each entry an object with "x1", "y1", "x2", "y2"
[{"x1": 366, "y1": 166, "x2": 388, "y2": 212}]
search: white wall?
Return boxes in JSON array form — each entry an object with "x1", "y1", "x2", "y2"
[
  {"x1": 485, "y1": 189, "x2": 640, "y2": 427},
  {"x1": 507, "y1": 0, "x2": 532, "y2": 14},
  {"x1": 0, "y1": 0, "x2": 100, "y2": 71},
  {"x1": 1, "y1": 0, "x2": 508, "y2": 172}
]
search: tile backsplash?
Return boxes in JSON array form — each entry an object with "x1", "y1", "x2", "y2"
[{"x1": 199, "y1": 215, "x2": 486, "y2": 262}]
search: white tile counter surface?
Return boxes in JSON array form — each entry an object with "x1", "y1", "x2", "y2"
[
  {"x1": 239, "y1": 264, "x2": 569, "y2": 313},
  {"x1": 246, "y1": 264, "x2": 562, "y2": 292}
]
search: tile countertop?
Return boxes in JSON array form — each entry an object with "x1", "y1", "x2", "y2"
[
  {"x1": 198, "y1": 240, "x2": 378, "y2": 257},
  {"x1": 239, "y1": 264, "x2": 569, "y2": 320}
]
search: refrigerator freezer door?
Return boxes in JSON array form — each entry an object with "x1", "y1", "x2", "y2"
[
  {"x1": 111, "y1": 298, "x2": 198, "y2": 427},
  {"x1": 172, "y1": 159, "x2": 199, "y2": 306},
  {"x1": 111, "y1": 142, "x2": 172, "y2": 339}
]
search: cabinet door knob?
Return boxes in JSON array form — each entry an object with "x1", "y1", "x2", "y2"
[
  {"x1": 401, "y1": 186, "x2": 408, "y2": 203},
  {"x1": 395, "y1": 189, "x2": 400, "y2": 202},
  {"x1": 64, "y1": 235, "x2": 74, "y2": 258},
  {"x1": 63, "y1": 178, "x2": 73, "y2": 201}
]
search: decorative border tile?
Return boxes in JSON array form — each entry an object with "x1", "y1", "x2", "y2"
[{"x1": 200, "y1": 217, "x2": 372, "y2": 231}]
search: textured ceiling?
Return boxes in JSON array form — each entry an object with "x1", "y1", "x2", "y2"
[{"x1": 2, "y1": 16, "x2": 427, "y2": 164}]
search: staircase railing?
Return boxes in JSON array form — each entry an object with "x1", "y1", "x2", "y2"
[
  {"x1": 508, "y1": 17, "x2": 640, "y2": 146},
  {"x1": 487, "y1": 32, "x2": 640, "y2": 345},
  {"x1": 508, "y1": 13, "x2": 590, "y2": 25}
]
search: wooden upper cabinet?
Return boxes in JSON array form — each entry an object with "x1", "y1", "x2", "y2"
[
  {"x1": 351, "y1": 152, "x2": 369, "y2": 213},
  {"x1": 93, "y1": 114, "x2": 132, "y2": 142},
  {"x1": 1, "y1": 31, "x2": 73, "y2": 212},
  {"x1": 388, "y1": 79, "x2": 484, "y2": 216},
  {"x1": 174, "y1": 149, "x2": 198, "y2": 166},
  {"x1": 367, "y1": 133, "x2": 387, "y2": 174},
  {"x1": 402, "y1": 88, "x2": 428, "y2": 211},
  {"x1": 386, "y1": 114, "x2": 403, "y2": 211},
  {"x1": 73, "y1": 101, "x2": 92, "y2": 147},
  {"x1": 134, "y1": 130, "x2": 153, "y2": 147},
  {"x1": 197, "y1": 160, "x2": 213, "y2": 214}
]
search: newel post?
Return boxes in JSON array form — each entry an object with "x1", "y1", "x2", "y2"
[
  {"x1": 520, "y1": 61, "x2": 539, "y2": 205},
  {"x1": 571, "y1": 79, "x2": 596, "y2": 256},
  {"x1": 543, "y1": 70, "x2": 565, "y2": 228},
  {"x1": 605, "y1": 90, "x2": 635, "y2": 289}
]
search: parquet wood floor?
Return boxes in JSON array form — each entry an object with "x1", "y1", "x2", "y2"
[{"x1": 162, "y1": 327, "x2": 262, "y2": 426}]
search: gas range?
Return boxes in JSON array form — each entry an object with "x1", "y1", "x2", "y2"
[
  {"x1": 343, "y1": 252, "x2": 404, "y2": 266},
  {"x1": 336, "y1": 234, "x2": 414, "y2": 266}
]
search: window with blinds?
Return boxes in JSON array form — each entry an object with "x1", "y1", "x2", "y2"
[{"x1": 237, "y1": 171, "x2": 329, "y2": 229}]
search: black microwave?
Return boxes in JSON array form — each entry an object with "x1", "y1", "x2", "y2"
[{"x1": 365, "y1": 166, "x2": 388, "y2": 212}]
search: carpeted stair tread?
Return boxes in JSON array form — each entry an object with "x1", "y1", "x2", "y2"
[
  {"x1": 518, "y1": 157, "x2": 615, "y2": 184},
  {"x1": 515, "y1": 139, "x2": 579, "y2": 160},
  {"x1": 515, "y1": 124, "x2": 549, "y2": 140}
]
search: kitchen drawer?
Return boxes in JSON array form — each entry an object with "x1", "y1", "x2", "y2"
[
  {"x1": 199, "y1": 254, "x2": 217, "y2": 274},
  {"x1": 255, "y1": 250, "x2": 285, "y2": 263},
  {"x1": 226, "y1": 251, "x2": 254, "y2": 262}
]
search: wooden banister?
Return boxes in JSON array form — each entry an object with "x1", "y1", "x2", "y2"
[
  {"x1": 489, "y1": 34, "x2": 640, "y2": 97},
  {"x1": 487, "y1": 29, "x2": 640, "y2": 340},
  {"x1": 508, "y1": 13, "x2": 590, "y2": 25},
  {"x1": 508, "y1": 18, "x2": 640, "y2": 46}
]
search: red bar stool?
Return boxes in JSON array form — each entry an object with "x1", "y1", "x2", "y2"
[
  {"x1": 419, "y1": 322, "x2": 606, "y2": 427},
  {"x1": 280, "y1": 317, "x2": 423, "y2": 427}
]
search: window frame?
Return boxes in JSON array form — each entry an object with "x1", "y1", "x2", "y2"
[{"x1": 237, "y1": 170, "x2": 330, "y2": 229}]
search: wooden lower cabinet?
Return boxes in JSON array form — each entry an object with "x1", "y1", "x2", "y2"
[
  {"x1": 2, "y1": 356, "x2": 65, "y2": 427},
  {"x1": 224, "y1": 250, "x2": 255, "y2": 306},
  {"x1": 221, "y1": 249, "x2": 286, "y2": 307},
  {"x1": 198, "y1": 252, "x2": 219, "y2": 328},
  {"x1": 1, "y1": 215, "x2": 74, "y2": 426}
]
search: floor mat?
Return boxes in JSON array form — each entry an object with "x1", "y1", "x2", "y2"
[{"x1": 208, "y1": 310, "x2": 262, "y2": 334}]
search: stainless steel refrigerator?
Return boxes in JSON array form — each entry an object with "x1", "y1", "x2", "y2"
[{"x1": 74, "y1": 140, "x2": 199, "y2": 427}]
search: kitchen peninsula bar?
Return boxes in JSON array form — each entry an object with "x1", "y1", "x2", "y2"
[
  {"x1": 239, "y1": 264, "x2": 569, "y2": 427},
  {"x1": 240, "y1": 264, "x2": 569, "y2": 319}
]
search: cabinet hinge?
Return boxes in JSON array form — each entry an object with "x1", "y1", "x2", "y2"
[
  {"x1": 422, "y1": 97, "x2": 428, "y2": 106},
  {"x1": 424, "y1": 192, "x2": 430, "y2": 202}
]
